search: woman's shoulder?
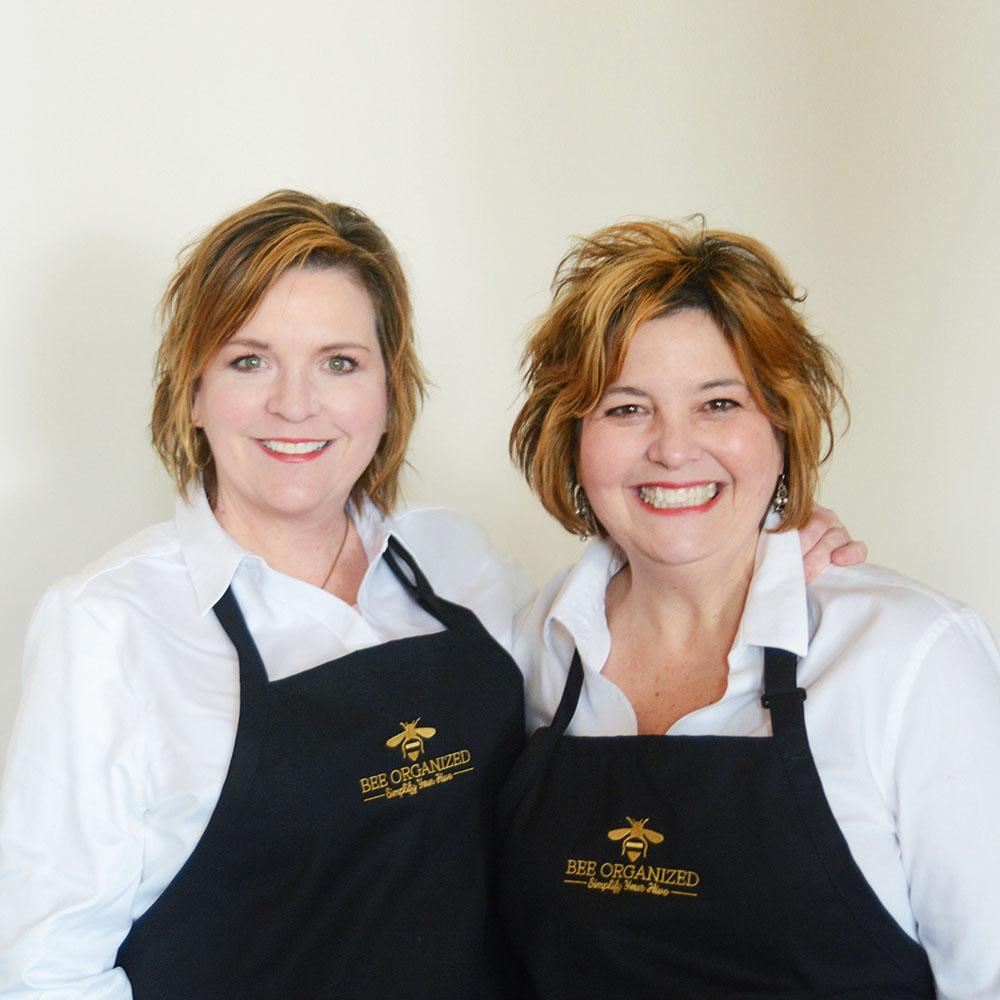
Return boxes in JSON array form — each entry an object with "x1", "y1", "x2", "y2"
[
  {"x1": 49, "y1": 520, "x2": 181, "y2": 597},
  {"x1": 514, "y1": 538, "x2": 618, "y2": 642},
  {"x1": 30, "y1": 519, "x2": 188, "y2": 645},
  {"x1": 806, "y1": 562, "x2": 998, "y2": 679},
  {"x1": 809, "y1": 562, "x2": 987, "y2": 632}
]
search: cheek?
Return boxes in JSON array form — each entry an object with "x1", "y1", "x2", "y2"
[
  {"x1": 576, "y1": 422, "x2": 603, "y2": 492},
  {"x1": 577, "y1": 421, "x2": 632, "y2": 499},
  {"x1": 732, "y1": 424, "x2": 783, "y2": 495},
  {"x1": 337, "y1": 378, "x2": 389, "y2": 438},
  {"x1": 191, "y1": 376, "x2": 262, "y2": 441}
]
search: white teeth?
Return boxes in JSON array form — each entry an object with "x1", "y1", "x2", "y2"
[
  {"x1": 639, "y1": 484, "x2": 719, "y2": 509},
  {"x1": 261, "y1": 440, "x2": 329, "y2": 455}
]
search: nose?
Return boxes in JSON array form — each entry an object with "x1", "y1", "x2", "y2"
[
  {"x1": 645, "y1": 413, "x2": 702, "y2": 468},
  {"x1": 264, "y1": 367, "x2": 321, "y2": 422}
]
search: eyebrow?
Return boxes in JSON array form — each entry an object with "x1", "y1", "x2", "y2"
[
  {"x1": 225, "y1": 337, "x2": 374, "y2": 354},
  {"x1": 698, "y1": 379, "x2": 746, "y2": 391},
  {"x1": 603, "y1": 378, "x2": 746, "y2": 396}
]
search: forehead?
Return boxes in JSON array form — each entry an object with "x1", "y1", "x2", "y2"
[
  {"x1": 249, "y1": 266, "x2": 375, "y2": 324},
  {"x1": 614, "y1": 309, "x2": 742, "y2": 386}
]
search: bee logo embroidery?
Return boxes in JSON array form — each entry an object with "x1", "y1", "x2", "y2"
[
  {"x1": 385, "y1": 719, "x2": 437, "y2": 761},
  {"x1": 608, "y1": 817, "x2": 664, "y2": 862}
]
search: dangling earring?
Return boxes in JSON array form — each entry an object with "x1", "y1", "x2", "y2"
[
  {"x1": 571, "y1": 480, "x2": 597, "y2": 538},
  {"x1": 772, "y1": 472, "x2": 789, "y2": 516}
]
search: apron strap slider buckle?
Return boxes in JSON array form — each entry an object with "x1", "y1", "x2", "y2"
[{"x1": 760, "y1": 687, "x2": 807, "y2": 709}]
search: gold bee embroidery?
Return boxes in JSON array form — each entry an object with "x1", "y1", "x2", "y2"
[
  {"x1": 385, "y1": 719, "x2": 437, "y2": 761},
  {"x1": 607, "y1": 817, "x2": 664, "y2": 862}
]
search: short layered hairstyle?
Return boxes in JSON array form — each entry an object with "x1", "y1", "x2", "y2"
[
  {"x1": 151, "y1": 190, "x2": 425, "y2": 512},
  {"x1": 510, "y1": 219, "x2": 846, "y2": 536}
]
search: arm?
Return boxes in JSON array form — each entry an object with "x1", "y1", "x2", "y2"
[
  {"x1": 0, "y1": 588, "x2": 142, "y2": 999},
  {"x1": 893, "y1": 611, "x2": 1000, "y2": 1000},
  {"x1": 799, "y1": 504, "x2": 867, "y2": 583}
]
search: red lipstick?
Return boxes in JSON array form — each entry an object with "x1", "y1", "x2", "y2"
[{"x1": 255, "y1": 438, "x2": 331, "y2": 463}]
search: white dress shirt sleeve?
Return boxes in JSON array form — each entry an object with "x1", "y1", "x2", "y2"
[
  {"x1": 892, "y1": 608, "x2": 1000, "y2": 1000},
  {"x1": 0, "y1": 586, "x2": 143, "y2": 1000}
]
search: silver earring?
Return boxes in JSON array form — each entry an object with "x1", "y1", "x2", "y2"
[
  {"x1": 571, "y1": 481, "x2": 596, "y2": 537},
  {"x1": 772, "y1": 472, "x2": 789, "y2": 515}
]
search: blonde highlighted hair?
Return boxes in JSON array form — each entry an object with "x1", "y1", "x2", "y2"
[
  {"x1": 510, "y1": 219, "x2": 846, "y2": 536},
  {"x1": 151, "y1": 190, "x2": 426, "y2": 512}
]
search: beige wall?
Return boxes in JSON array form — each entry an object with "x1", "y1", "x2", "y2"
[{"x1": 3, "y1": 0, "x2": 998, "y2": 760}]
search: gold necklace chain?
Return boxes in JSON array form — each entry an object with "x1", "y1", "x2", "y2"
[{"x1": 320, "y1": 515, "x2": 351, "y2": 591}]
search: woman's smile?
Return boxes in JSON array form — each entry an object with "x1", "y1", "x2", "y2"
[
  {"x1": 256, "y1": 438, "x2": 334, "y2": 460},
  {"x1": 635, "y1": 481, "x2": 722, "y2": 513}
]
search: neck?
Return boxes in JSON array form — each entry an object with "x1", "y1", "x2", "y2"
[
  {"x1": 214, "y1": 497, "x2": 354, "y2": 587},
  {"x1": 608, "y1": 535, "x2": 759, "y2": 651}
]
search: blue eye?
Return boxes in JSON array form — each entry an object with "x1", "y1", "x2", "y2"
[{"x1": 230, "y1": 355, "x2": 263, "y2": 371}]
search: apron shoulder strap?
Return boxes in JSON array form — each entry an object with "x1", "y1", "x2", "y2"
[
  {"x1": 381, "y1": 535, "x2": 476, "y2": 635},
  {"x1": 550, "y1": 650, "x2": 585, "y2": 736},
  {"x1": 213, "y1": 586, "x2": 269, "y2": 689},
  {"x1": 382, "y1": 534, "x2": 435, "y2": 597},
  {"x1": 761, "y1": 646, "x2": 808, "y2": 748}
]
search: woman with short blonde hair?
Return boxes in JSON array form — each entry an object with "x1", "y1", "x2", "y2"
[
  {"x1": 0, "y1": 191, "x2": 527, "y2": 999},
  {"x1": 152, "y1": 189, "x2": 425, "y2": 510},
  {"x1": 500, "y1": 219, "x2": 1000, "y2": 999},
  {"x1": 511, "y1": 219, "x2": 844, "y2": 537}
]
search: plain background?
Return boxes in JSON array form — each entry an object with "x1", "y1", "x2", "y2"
[{"x1": 2, "y1": 1, "x2": 998, "y2": 766}]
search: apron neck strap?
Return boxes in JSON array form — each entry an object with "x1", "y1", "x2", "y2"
[
  {"x1": 551, "y1": 647, "x2": 805, "y2": 741},
  {"x1": 382, "y1": 534, "x2": 436, "y2": 599},
  {"x1": 761, "y1": 646, "x2": 807, "y2": 742},
  {"x1": 551, "y1": 650, "x2": 586, "y2": 736},
  {"x1": 381, "y1": 534, "x2": 471, "y2": 634},
  {"x1": 212, "y1": 586, "x2": 269, "y2": 689}
]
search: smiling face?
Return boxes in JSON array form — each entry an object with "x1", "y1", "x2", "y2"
[
  {"x1": 577, "y1": 309, "x2": 783, "y2": 575},
  {"x1": 192, "y1": 266, "x2": 388, "y2": 536}
]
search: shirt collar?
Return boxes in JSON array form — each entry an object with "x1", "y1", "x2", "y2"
[
  {"x1": 175, "y1": 486, "x2": 255, "y2": 614},
  {"x1": 351, "y1": 496, "x2": 395, "y2": 578},
  {"x1": 175, "y1": 485, "x2": 397, "y2": 615},
  {"x1": 733, "y1": 516, "x2": 810, "y2": 658},
  {"x1": 544, "y1": 537, "x2": 624, "y2": 660},
  {"x1": 542, "y1": 514, "x2": 810, "y2": 661}
]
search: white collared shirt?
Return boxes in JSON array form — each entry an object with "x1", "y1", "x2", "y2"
[
  {"x1": 0, "y1": 490, "x2": 532, "y2": 1000},
  {"x1": 515, "y1": 525, "x2": 1000, "y2": 1000}
]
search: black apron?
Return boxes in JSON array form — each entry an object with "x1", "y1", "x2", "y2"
[
  {"x1": 497, "y1": 646, "x2": 936, "y2": 999},
  {"x1": 117, "y1": 536, "x2": 525, "y2": 999}
]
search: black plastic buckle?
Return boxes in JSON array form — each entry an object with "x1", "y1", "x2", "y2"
[{"x1": 761, "y1": 687, "x2": 807, "y2": 709}]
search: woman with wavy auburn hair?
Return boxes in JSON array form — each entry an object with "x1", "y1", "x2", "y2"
[
  {"x1": 0, "y1": 191, "x2": 528, "y2": 999},
  {"x1": 499, "y1": 220, "x2": 1000, "y2": 998},
  {"x1": 151, "y1": 192, "x2": 424, "y2": 513}
]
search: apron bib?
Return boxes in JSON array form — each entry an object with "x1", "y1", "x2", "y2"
[
  {"x1": 118, "y1": 536, "x2": 525, "y2": 999},
  {"x1": 497, "y1": 646, "x2": 935, "y2": 999}
]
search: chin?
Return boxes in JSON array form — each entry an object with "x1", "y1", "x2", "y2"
[
  {"x1": 626, "y1": 530, "x2": 732, "y2": 569},
  {"x1": 253, "y1": 485, "x2": 343, "y2": 521}
]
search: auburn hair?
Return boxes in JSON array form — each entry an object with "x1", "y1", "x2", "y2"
[
  {"x1": 510, "y1": 219, "x2": 846, "y2": 536},
  {"x1": 151, "y1": 190, "x2": 425, "y2": 512}
]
